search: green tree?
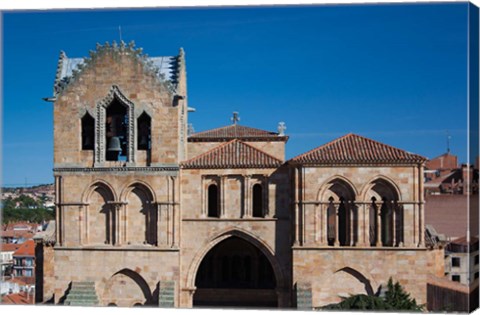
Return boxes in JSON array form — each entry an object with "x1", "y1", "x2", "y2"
[
  {"x1": 383, "y1": 278, "x2": 423, "y2": 311},
  {"x1": 321, "y1": 278, "x2": 424, "y2": 311}
]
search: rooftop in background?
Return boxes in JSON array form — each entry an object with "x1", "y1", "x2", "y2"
[
  {"x1": 289, "y1": 133, "x2": 427, "y2": 165},
  {"x1": 1, "y1": 243, "x2": 22, "y2": 252},
  {"x1": 1, "y1": 291, "x2": 35, "y2": 305},
  {"x1": 188, "y1": 124, "x2": 288, "y2": 142},
  {"x1": 13, "y1": 240, "x2": 35, "y2": 257}
]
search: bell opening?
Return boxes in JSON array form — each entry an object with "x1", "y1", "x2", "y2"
[{"x1": 106, "y1": 98, "x2": 128, "y2": 161}]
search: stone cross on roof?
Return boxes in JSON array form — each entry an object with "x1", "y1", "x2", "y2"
[
  {"x1": 231, "y1": 112, "x2": 240, "y2": 125},
  {"x1": 278, "y1": 122, "x2": 287, "y2": 136}
]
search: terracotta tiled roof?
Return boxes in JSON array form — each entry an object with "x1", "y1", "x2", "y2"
[
  {"x1": 290, "y1": 133, "x2": 426, "y2": 165},
  {"x1": 188, "y1": 124, "x2": 288, "y2": 142},
  {"x1": 0, "y1": 243, "x2": 21, "y2": 252},
  {"x1": 1, "y1": 291, "x2": 35, "y2": 305},
  {"x1": 181, "y1": 139, "x2": 283, "y2": 169},
  {"x1": 13, "y1": 240, "x2": 35, "y2": 257},
  {"x1": 0, "y1": 230, "x2": 34, "y2": 239}
]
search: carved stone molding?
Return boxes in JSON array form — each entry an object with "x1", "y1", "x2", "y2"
[{"x1": 95, "y1": 85, "x2": 135, "y2": 165}]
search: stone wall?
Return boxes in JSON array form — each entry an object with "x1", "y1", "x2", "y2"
[
  {"x1": 53, "y1": 248, "x2": 180, "y2": 307},
  {"x1": 293, "y1": 247, "x2": 444, "y2": 307}
]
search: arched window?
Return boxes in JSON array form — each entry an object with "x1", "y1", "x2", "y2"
[
  {"x1": 81, "y1": 113, "x2": 94, "y2": 150},
  {"x1": 105, "y1": 99, "x2": 128, "y2": 161},
  {"x1": 137, "y1": 112, "x2": 151, "y2": 150},
  {"x1": 252, "y1": 184, "x2": 263, "y2": 218},
  {"x1": 367, "y1": 179, "x2": 400, "y2": 247},
  {"x1": 208, "y1": 184, "x2": 219, "y2": 218}
]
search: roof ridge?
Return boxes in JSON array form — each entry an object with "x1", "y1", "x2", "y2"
[
  {"x1": 349, "y1": 133, "x2": 424, "y2": 158},
  {"x1": 181, "y1": 139, "x2": 282, "y2": 168},
  {"x1": 190, "y1": 124, "x2": 278, "y2": 137},
  {"x1": 290, "y1": 133, "x2": 353, "y2": 162},
  {"x1": 290, "y1": 133, "x2": 426, "y2": 164}
]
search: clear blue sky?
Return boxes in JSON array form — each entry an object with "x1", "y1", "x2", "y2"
[{"x1": 1, "y1": 3, "x2": 470, "y2": 186}]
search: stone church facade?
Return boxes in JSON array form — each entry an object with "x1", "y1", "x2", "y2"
[{"x1": 36, "y1": 42, "x2": 444, "y2": 308}]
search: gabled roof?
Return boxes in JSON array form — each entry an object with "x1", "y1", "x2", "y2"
[
  {"x1": 290, "y1": 133, "x2": 426, "y2": 165},
  {"x1": 13, "y1": 240, "x2": 35, "y2": 257},
  {"x1": 181, "y1": 139, "x2": 283, "y2": 169},
  {"x1": 54, "y1": 41, "x2": 183, "y2": 96},
  {"x1": 188, "y1": 124, "x2": 288, "y2": 142}
]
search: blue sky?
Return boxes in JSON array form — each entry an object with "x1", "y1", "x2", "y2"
[{"x1": 1, "y1": 3, "x2": 471, "y2": 185}]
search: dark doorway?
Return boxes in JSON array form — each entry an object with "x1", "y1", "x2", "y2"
[{"x1": 193, "y1": 237, "x2": 277, "y2": 308}]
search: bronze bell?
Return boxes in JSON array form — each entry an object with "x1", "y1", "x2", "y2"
[
  {"x1": 107, "y1": 136, "x2": 122, "y2": 152},
  {"x1": 139, "y1": 135, "x2": 149, "y2": 148}
]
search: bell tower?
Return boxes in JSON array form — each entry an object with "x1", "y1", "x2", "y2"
[{"x1": 48, "y1": 42, "x2": 186, "y2": 305}]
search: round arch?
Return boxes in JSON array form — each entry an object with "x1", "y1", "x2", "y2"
[
  {"x1": 82, "y1": 180, "x2": 117, "y2": 204},
  {"x1": 186, "y1": 228, "x2": 286, "y2": 295},
  {"x1": 119, "y1": 180, "x2": 157, "y2": 204},
  {"x1": 102, "y1": 268, "x2": 153, "y2": 306}
]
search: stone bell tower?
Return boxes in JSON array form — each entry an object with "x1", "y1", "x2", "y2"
[{"x1": 48, "y1": 41, "x2": 187, "y2": 306}]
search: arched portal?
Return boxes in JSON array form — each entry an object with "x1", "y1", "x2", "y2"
[{"x1": 193, "y1": 236, "x2": 278, "y2": 308}]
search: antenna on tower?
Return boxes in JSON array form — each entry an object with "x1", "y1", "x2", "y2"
[{"x1": 446, "y1": 130, "x2": 452, "y2": 154}]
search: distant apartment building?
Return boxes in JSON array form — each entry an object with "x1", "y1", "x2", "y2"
[
  {"x1": 12, "y1": 240, "x2": 35, "y2": 285},
  {"x1": 0, "y1": 243, "x2": 21, "y2": 277},
  {"x1": 424, "y1": 152, "x2": 479, "y2": 195},
  {"x1": 444, "y1": 237, "x2": 479, "y2": 285}
]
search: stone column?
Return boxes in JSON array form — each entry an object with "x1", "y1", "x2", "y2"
[
  {"x1": 123, "y1": 203, "x2": 128, "y2": 245},
  {"x1": 156, "y1": 203, "x2": 163, "y2": 246},
  {"x1": 376, "y1": 202, "x2": 382, "y2": 247},
  {"x1": 244, "y1": 175, "x2": 251, "y2": 218},
  {"x1": 79, "y1": 205, "x2": 84, "y2": 246},
  {"x1": 360, "y1": 203, "x2": 368, "y2": 247},
  {"x1": 171, "y1": 176, "x2": 178, "y2": 248},
  {"x1": 293, "y1": 168, "x2": 300, "y2": 246},
  {"x1": 263, "y1": 175, "x2": 270, "y2": 218},
  {"x1": 349, "y1": 202, "x2": 354, "y2": 246},
  {"x1": 220, "y1": 175, "x2": 226, "y2": 218},
  {"x1": 334, "y1": 204, "x2": 340, "y2": 247},
  {"x1": 320, "y1": 203, "x2": 327, "y2": 246},
  {"x1": 114, "y1": 203, "x2": 122, "y2": 246},
  {"x1": 392, "y1": 202, "x2": 396, "y2": 247}
]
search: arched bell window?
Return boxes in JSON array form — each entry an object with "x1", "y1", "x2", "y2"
[
  {"x1": 137, "y1": 112, "x2": 151, "y2": 151},
  {"x1": 208, "y1": 184, "x2": 219, "y2": 218},
  {"x1": 81, "y1": 113, "x2": 94, "y2": 150},
  {"x1": 105, "y1": 98, "x2": 128, "y2": 161}
]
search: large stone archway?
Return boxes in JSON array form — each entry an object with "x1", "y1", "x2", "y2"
[{"x1": 192, "y1": 236, "x2": 279, "y2": 308}]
